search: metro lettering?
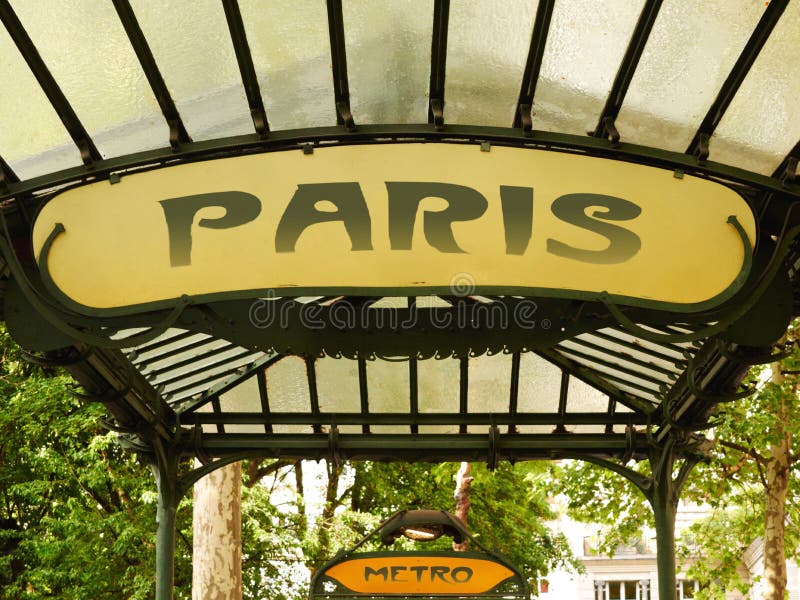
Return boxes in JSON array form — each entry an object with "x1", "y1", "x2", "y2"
[{"x1": 362, "y1": 564, "x2": 474, "y2": 584}]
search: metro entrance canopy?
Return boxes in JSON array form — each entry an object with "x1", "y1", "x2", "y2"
[{"x1": 1, "y1": 1, "x2": 799, "y2": 599}]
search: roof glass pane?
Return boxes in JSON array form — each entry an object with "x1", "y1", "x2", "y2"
[
  {"x1": 130, "y1": 0, "x2": 252, "y2": 140},
  {"x1": 343, "y1": 0, "x2": 432, "y2": 124},
  {"x1": 418, "y1": 358, "x2": 459, "y2": 413},
  {"x1": 0, "y1": 25, "x2": 79, "y2": 178},
  {"x1": 316, "y1": 357, "x2": 361, "y2": 413},
  {"x1": 468, "y1": 353, "x2": 512, "y2": 413},
  {"x1": 9, "y1": 0, "x2": 168, "y2": 159},
  {"x1": 534, "y1": 0, "x2": 645, "y2": 136},
  {"x1": 467, "y1": 353, "x2": 512, "y2": 434},
  {"x1": 615, "y1": 0, "x2": 766, "y2": 152},
  {"x1": 517, "y1": 353, "x2": 561, "y2": 412},
  {"x1": 160, "y1": 352, "x2": 255, "y2": 395},
  {"x1": 566, "y1": 377, "x2": 609, "y2": 413},
  {"x1": 558, "y1": 340, "x2": 673, "y2": 385},
  {"x1": 571, "y1": 425, "x2": 609, "y2": 434},
  {"x1": 147, "y1": 346, "x2": 253, "y2": 387},
  {"x1": 220, "y1": 377, "x2": 262, "y2": 413},
  {"x1": 417, "y1": 359, "x2": 460, "y2": 430},
  {"x1": 444, "y1": 0, "x2": 538, "y2": 126},
  {"x1": 573, "y1": 331, "x2": 683, "y2": 374},
  {"x1": 239, "y1": 0, "x2": 335, "y2": 130},
  {"x1": 367, "y1": 358, "x2": 411, "y2": 413},
  {"x1": 366, "y1": 359, "x2": 408, "y2": 433},
  {"x1": 711, "y1": 0, "x2": 800, "y2": 175},
  {"x1": 133, "y1": 334, "x2": 217, "y2": 373},
  {"x1": 265, "y1": 356, "x2": 312, "y2": 433}
]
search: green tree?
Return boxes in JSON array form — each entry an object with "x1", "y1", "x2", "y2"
[
  {"x1": 0, "y1": 318, "x2": 581, "y2": 599},
  {"x1": 350, "y1": 461, "x2": 582, "y2": 585},
  {"x1": 555, "y1": 337, "x2": 800, "y2": 600},
  {"x1": 0, "y1": 328, "x2": 193, "y2": 599}
]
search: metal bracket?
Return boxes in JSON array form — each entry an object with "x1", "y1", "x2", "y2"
[
  {"x1": 21, "y1": 345, "x2": 92, "y2": 367},
  {"x1": 76, "y1": 138, "x2": 96, "y2": 167},
  {"x1": 167, "y1": 119, "x2": 184, "y2": 151},
  {"x1": 595, "y1": 116, "x2": 621, "y2": 147},
  {"x1": 328, "y1": 424, "x2": 341, "y2": 469},
  {"x1": 335, "y1": 101, "x2": 356, "y2": 132},
  {"x1": 685, "y1": 353, "x2": 754, "y2": 404},
  {"x1": 780, "y1": 155, "x2": 798, "y2": 186},
  {"x1": 487, "y1": 424, "x2": 500, "y2": 471},
  {"x1": 693, "y1": 132, "x2": 710, "y2": 162},
  {"x1": 0, "y1": 156, "x2": 19, "y2": 194},
  {"x1": 621, "y1": 422, "x2": 635, "y2": 463},
  {"x1": 517, "y1": 103, "x2": 533, "y2": 134},
  {"x1": 430, "y1": 98, "x2": 445, "y2": 130},
  {"x1": 250, "y1": 108, "x2": 269, "y2": 140}
]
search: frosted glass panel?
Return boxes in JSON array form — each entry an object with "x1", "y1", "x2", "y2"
[
  {"x1": 220, "y1": 377, "x2": 262, "y2": 413},
  {"x1": 418, "y1": 359, "x2": 459, "y2": 413},
  {"x1": 535, "y1": 0, "x2": 645, "y2": 135},
  {"x1": 366, "y1": 359, "x2": 408, "y2": 433},
  {"x1": 616, "y1": 0, "x2": 766, "y2": 152},
  {"x1": 367, "y1": 359, "x2": 410, "y2": 413},
  {"x1": 712, "y1": 0, "x2": 800, "y2": 175},
  {"x1": 266, "y1": 356, "x2": 312, "y2": 433},
  {"x1": 239, "y1": 0, "x2": 335, "y2": 130},
  {"x1": 343, "y1": 0, "x2": 432, "y2": 124},
  {"x1": 445, "y1": 0, "x2": 538, "y2": 126},
  {"x1": 9, "y1": 0, "x2": 167, "y2": 159},
  {"x1": 416, "y1": 358, "x2": 459, "y2": 432},
  {"x1": 567, "y1": 377, "x2": 608, "y2": 413},
  {"x1": 316, "y1": 357, "x2": 361, "y2": 413},
  {"x1": 517, "y1": 354, "x2": 561, "y2": 412},
  {"x1": 0, "y1": 26, "x2": 79, "y2": 178},
  {"x1": 219, "y1": 376, "x2": 266, "y2": 433},
  {"x1": 130, "y1": 0, "x2": 251, "y2": 140},
  {"x1": 467, "y1": 353, "x2": 512, "y2": 434},
  {"x1": 468, "y1": 353, "x2": 511, "y2": 413}
]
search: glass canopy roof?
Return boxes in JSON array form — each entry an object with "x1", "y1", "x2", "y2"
[
  {"x1": 1, "y1": 0, "x2": 799, "y2": 465},
  {"x1": 2, "y1": 0, "x2": 799, "y2": 178}
]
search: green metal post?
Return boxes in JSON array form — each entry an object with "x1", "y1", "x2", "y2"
[
  {"x1": 650, "y1": 476, "x2": 677, "y2": 600},
  {"x1": 150, "y1": 440, "x2": 180, "y2": 600},
  {"x1": 646, "y1": 436, "x2": 700, "y2": 600}
]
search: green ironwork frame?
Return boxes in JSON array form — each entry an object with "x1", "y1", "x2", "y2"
[{"x1": 1, "y1": 0, "x2": 799, "y2": 598}]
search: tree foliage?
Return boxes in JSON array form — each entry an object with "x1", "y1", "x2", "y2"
[
  {"x1": 0, "y1": 329, "x2": 193, "y2": 599},
  {"x1": 350, "y1": 461, "x2": 582, "y2": 583},
  {"x1": 555, "y1": 332, "x2": 800, "y2": 599},
  {"x1": 0, "y1": 322, "x2": 578, "y2": 599}
]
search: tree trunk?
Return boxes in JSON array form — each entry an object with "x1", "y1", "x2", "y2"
[
  {"x1": 763, "y1": 366, "x2": 791, "y2": 600},
  {"x1": 452, "y1": 462, "x2": 473, "y2": 552},
  {"x1": 192, "y1": 461, "x2": 242, "y2": 600}
]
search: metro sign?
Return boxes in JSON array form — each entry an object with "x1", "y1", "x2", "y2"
[
  {"x1": 312, "y1": 552, "x2": 523, "y2": 597},
  {"x1": 32, "y1": 143, "x2": 755, "y2": 315}
]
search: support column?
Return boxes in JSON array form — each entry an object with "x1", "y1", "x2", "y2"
[
  {"x1": 646, "y1": 436, "x2": 700, "y2": 600},
  {"x1": 150, "y1": 440, "x2": 181, "y2": 600},
  {"x1": 572, "y1": 431, "x2": 705, "y2": 600},
  {"x1": 650, "y1": 476, "x2": 677, "y2": 600}
]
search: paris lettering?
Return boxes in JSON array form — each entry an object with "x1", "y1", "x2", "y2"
[{"x1": 159, "y1": 182, "x2": 642, "y2": 268}]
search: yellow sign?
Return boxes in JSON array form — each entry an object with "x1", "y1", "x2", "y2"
[
  {"x1": 31, "y1": 143, "x2": 755, "y2": 314},
  {"x1": 322, "y1": 555, "x2": 514, "y2": 595}
]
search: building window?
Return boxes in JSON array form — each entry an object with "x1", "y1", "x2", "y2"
[
  {"x1": 677, "y1": 579, "x2": 699, "y2": 599},
  {"x1": 594, "y1": 579, "x2": 651, "y2": 600}
]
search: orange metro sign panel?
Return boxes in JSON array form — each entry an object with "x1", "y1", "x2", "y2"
[{"x1": 320, "y1": 554, "x2": 516, "y2": 596}]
